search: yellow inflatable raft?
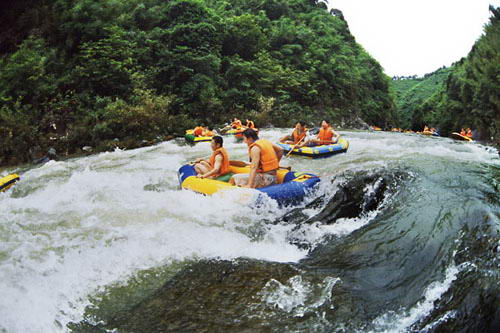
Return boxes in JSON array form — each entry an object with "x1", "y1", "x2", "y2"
[
  {"x1": 0, "y1": 174, "x2": 20, "y2": 192},
  {"x1": 178, "y1": 162, "x2": 320, "y2": 206},
  {"x1": 185, "y1": 130, "x2": 214, "y2": 143}
]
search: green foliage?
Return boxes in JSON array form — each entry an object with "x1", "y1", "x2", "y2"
[
  {"x1": 391, "y1": 67, "x2": 452, "y2": 129},
  {"x1": 0, "y1": 0, "x2": 396, "y2": 165}
]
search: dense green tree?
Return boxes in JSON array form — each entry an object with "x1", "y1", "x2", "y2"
[{"x1": 0, "y1": 0, "x2": 397, "y2": 165}]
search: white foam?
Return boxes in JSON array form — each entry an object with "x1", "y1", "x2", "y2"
[{"x1": 1, "y1": 129, "x2": 497, "y2": 332}]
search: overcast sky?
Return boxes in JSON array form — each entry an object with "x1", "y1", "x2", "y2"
[{"x1": 327, "y1": 0, "x2": 500, "y2": 77}]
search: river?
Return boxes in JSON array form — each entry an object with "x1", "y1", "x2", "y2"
[{"x1": 1, "y1": 129, "x2": 499, "y2": 332}]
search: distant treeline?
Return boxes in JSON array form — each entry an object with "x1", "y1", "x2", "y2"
[
  {"x1": 0, "y1": 0, "x2": 396, "y2": 166},
  {"x1": 391, "y1": 6, "x2": 500, "y2": 145}
]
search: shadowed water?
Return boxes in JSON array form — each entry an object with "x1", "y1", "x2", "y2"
[{"x1": 1, "y1": 130, "x2": 498, "y2": 332}]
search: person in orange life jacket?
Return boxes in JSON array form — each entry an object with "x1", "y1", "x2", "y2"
[
  {"x1": 298, "y1": 120, "x2": 339, "y2": 147},
  {"x1": 280, "y1": 121, "x2": 307, "y2": 144},
  {"x1": 460, "y1": 128, "x2": 466, "y2": 136},
  {"x1": 466, "y1": 128, "x2": 473, "y2": 138},
  {"x1": 229, "y1": 128, "x2": 283, "y2": 188},
  {"x1": 193, "y1": 136, "x2": 230, "y2": 179},
  {"x1": 231, "y1": 118, "x2": 243, "y2": 129},
  {"x1": 193, "y1": 126, "x2": 204, "y2": 136},
  {"x1": 246, "y1": 119, "x2": 256, "y2": 129},
  {"x1": 202, "y1": 127, "x2": 215, "y2": 137}
]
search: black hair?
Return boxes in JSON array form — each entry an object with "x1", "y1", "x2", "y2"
[
  {"x1": 242, "y1": 128, "x2": 259, "y2": 140},
  {"x1": 212, "y1": 136, "x2": 223, "y2": 147},
  {"x1": 297, "y1": 121, "x2": 306, "y2": 127},
  {"x1": 322, "y1": 120, "x2": 330, "y2": 125}
]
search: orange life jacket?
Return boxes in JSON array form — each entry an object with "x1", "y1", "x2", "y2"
[
  {"x1": 248, "y1": 139, "x2": 279, "y2": 173},
  {"x1": 460, "y1": 129, "x2": 466, "y2": 136},
  {"x1": 209, "y1": 147, "x2": 230, "y2": 177},
  {"x1": 292, "y1": 128, "x2": 306, "y2": 144},
  {"x1": 203, "y1": 130, "x2": 214, "y2": 137},
  {"x1": 318, "y1": 127, "x2": 334, "y2": 144},
  {"x1": 232, "y1": 120, "x2": 242, "y2": 129},
  {"x1": 193, "y1": 126, "x2": 203, "y2": 136},
  {"x1": 466, "y1": 130, "x2": 472, "y2": 138},
  {"x1": 246, "y1": 120, "x2": 255, "y2": 129}
]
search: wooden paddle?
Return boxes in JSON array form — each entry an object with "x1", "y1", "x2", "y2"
[{"x1": 285, "y1": 134, "x2": 306, "y2": 157}]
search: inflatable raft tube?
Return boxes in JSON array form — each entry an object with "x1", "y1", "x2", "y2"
[
  {"x1": 451, "y1": 132, "x2": 473, "y2": 142},
  {"x1": 277, "y1": 137, "x2": 349, "y2": 159},
  {"x1": 185, "y1": 130, "x2": 213, "y2": 143},
  {"x1": 178, "y1": 162, "x2": 320, "y2": 206},
  {"x1": 0, "y1": 174, "x2": 20, "y2": 192}
]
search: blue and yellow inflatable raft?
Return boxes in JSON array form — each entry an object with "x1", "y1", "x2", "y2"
[
  {"x1": 277, "y1": 137, "x2": 349, "y2": 158},
  {"x1": 178, "y1": 163, "x2": 320, "y2": 206},
  {"x1": 185, "y1": 130, "x2": 213, "y2": 143},
  {"x1": 0, "y1": 174, "x2": 20, "y2": 192}
]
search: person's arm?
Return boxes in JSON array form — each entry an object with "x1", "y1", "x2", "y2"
[
  {"x1": 279, "y1": 134, "x2": 291, "y2": 143},
  {"x1": 245, "y1": 146, "x2": 260, "y2": 188},
  {"x1": 333, "y1": 129, "x2": 340, "y2": 141},
  {"x1": 194, "y1": 156, "x2": 209, "y2": 163},
  {"x1": 272, "y1": 143, "x2": 284, "y2": 163},
  {"x1": 199, "y1": 155, "x2": 222, "y2": 178}
]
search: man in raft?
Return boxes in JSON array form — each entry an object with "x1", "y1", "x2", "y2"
[
  {"x1": 298, "y1": 120, "x2": 339, "y2": 147},
  {"x1": 279, "y1": 121, "x2": 307, "y2": 145},
  {"x1": 230, "y1": 128, "x2": 283, "y2": 188},
  {"x1": 193, "y1": 136, "x2": 230, "y2": 179}
]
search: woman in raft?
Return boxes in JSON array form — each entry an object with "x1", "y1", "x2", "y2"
[
  {"x1": 279, "y1": 121, "x2": 307, "y2": 145},
  {"x1": 297, "y1": 120, "x2": 339, "y2": 147},
  {"x1": 192, "y1": 136, "x2": 230, "y2": 179}
]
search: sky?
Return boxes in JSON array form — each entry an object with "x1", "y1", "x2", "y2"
[{"x1": 327, "y1": 0, "x2": 500, "y2": 77}]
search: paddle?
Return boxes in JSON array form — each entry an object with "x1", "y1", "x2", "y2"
[{"x1": 285, "y1": 133, "x2": 306, "y2": 157}]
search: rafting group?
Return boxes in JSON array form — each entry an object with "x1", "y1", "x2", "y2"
[
  {"x1": 179, "y1": 120, "x2": 349, "y2": 205},
  {"x1": 372, "y1": 124, "x2": 476, "y2": 142},
  {"x1": 185, "y1": 118, "x2": 258, "y2": 143}
]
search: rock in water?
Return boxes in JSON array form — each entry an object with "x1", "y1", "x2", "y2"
[{"x1": 104, "y1": 259, "x2": 299, "y2": 332}]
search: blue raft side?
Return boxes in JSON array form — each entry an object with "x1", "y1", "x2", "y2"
[
  {"x1": 178, "y1": 164, "x2": 197, "y2": 186},
  {"x1": 257, "y1": 172, "x2": 320, "y2": 206},
  {"x1": 177, "y1": 165, "x2": 320, "y2": 206}
]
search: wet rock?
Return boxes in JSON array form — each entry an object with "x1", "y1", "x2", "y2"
[{"x1": 100, "y1": 259, "x2": 300, "y2": 332}]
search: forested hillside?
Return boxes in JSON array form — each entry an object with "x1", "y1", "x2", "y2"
[
  {"x1": 395, "y1": 6, "x2": 499, "y2": 144},
  {"x1": 391, "y1": 67, "x2": 452, "y2": 130},
  {"x1": 0, "y1": 0, "x2": 396, "y2": 165}
]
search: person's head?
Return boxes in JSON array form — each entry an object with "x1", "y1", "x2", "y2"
[
  {"x1": 295, "y1": 121, "x2": 306, "y2": 130},
  {"x1": 211, "y1": 136, "x2": 223, "y2": 150},
  {"x1": 321, "y1": 120, "x2": 330, "y2": 128},
  {"x1": 242, "y1": 128, "x2": 259, "y2": 146}
]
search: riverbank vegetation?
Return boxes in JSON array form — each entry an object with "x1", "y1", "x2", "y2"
[{"x1": 0, "y1": 0, "x2": 396, "y2": 166}]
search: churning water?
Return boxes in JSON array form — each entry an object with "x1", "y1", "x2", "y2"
[{"x1": 1, "y1": 129, "x2": 498, "y2": 332}]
